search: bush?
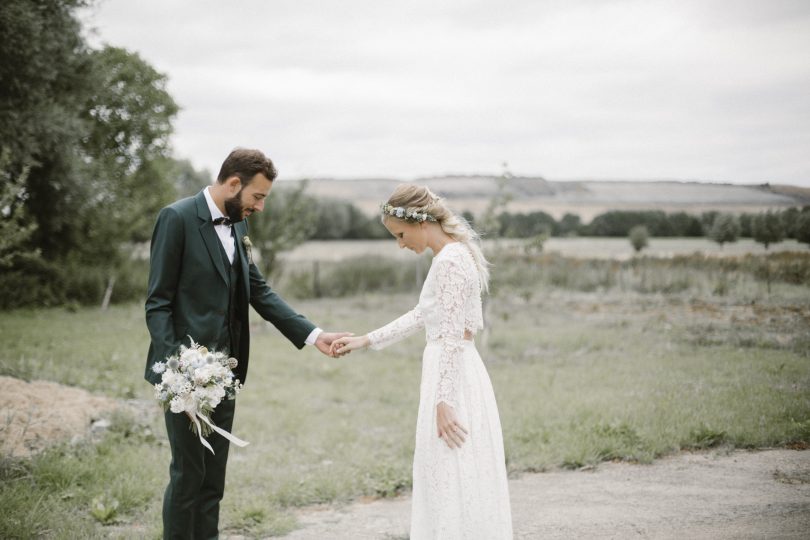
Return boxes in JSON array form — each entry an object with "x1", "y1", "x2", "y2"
[
  {"x1": 709, "y1": 214, "x2": 741, "y2": 247},
  {"x1": 629, "y1": 225, "x2": 649, "y2": 253},
  {"x1": 280, "y1": 255, "x2": 431, "y2": 298},
  {"x1": 0, "y1": 257, "x2": 149, "y2": 309},
  {"x1": 751, "y1": 211, "x2": 786, "y2": 249}
]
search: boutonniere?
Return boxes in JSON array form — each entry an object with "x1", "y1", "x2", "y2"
[{"x1": 242, "y1": 235, "x2": 253, "y2": 264}]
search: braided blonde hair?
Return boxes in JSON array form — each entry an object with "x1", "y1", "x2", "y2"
[{"x1": 383, "y1": 183, "x2": 490, "y2": 293}]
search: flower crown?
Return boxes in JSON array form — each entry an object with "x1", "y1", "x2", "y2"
[{"x1": 381, "y1": 203, "x2": 437, "y2": 223}]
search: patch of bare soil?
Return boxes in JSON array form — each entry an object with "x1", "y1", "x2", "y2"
[
  {"x1": 0, "y1": 375, "x2": 123, "y2": 458},
  {"x1": 272, "y1": 449, "x2": 810, "y2": 540}
]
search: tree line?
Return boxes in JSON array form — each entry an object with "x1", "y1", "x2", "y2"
[
  {"x1": 251, "y1": 193, "x2": 810, "y2": 246},
  {"x1": 0, "y1": 0, "x2": 210, "y2": 308}
]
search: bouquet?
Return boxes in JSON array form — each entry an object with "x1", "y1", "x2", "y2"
[{"x1": 152, "y1": 337, "x2": 249, "y2": 454}]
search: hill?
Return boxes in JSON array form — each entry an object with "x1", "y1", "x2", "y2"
[{"x1": 281, "y1": 176, "x2": 809, "y2": 221}]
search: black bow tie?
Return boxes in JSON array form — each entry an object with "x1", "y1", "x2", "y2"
[{"x1": 212, "y1": 217, "x2": 232, "y2": 227}]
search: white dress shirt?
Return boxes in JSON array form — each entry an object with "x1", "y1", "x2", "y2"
[
  {"x1": 203, "y1": 186, "x2": 236, "y2": 264},
  {"x1": 202, "y1": 186, "x2": 322, "y2": 346}
]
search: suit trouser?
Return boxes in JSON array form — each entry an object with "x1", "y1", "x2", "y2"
[{"x1": 162, "y1": 399, "x2": 236, "y2": 540}]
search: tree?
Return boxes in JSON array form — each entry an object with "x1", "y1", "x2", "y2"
[
  {"x1": 667, "y1": 211, "x2": 704, "y2": 237},
  {"x1": 248, "y1": 181, "x2": 318, "y2": 277},
  {"x1": 709, "y1": 214, "x2": 741, "y2": 248},
  {"x1": 558, "y1": 213, "x2": 582, "y2": 236},
  {"x1": 0, "y1": 1, "x2": 182, "y2": 307},
  {"x1": 480, "y1": 163, "x2": 513, "y2": 240},
  {"x1": 0, "y1": 150, "x2": 39, "y2": 268},
  {"x1": 795, "y1": 210, "x2": 810, "y2": 248},
  {"x1": 168, "y1": 158, "x2": 212, "y2": 199},
  {"x1": 738, "y1": 213, "x2": 754, "y2": 237},
  {"x1": 629, "y1": 225, "x2": 649, "y2": 253},
  {"x1": 80, "y1": 46, "x2": 179, "y2": 248},
  {"x1": 751, "y1": 211, "x2": 786, "y2": 250},
  {"x1": 1, "y1": 0, "x2": 94, "y2": 260},
  {"x1": 780, "y1": 207, "x2": 800, "y2": 238}
]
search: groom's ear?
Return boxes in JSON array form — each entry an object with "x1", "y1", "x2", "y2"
[{"x1": 224, "y1": 175, "x2": 242, "y2": 194}]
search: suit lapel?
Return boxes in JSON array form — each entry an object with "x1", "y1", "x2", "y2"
[{"x1": 195, "y1": 192, "x2": 229, "y2": 285}]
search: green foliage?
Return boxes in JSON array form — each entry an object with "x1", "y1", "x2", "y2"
[
  {"x1": 498, "y1": 211, "x2": 557, "y2": 237},
  {"x1": 311, "y1": 197, "x2": 388, "y2": 240},
  {"x1": 751, "y1": 211, "x2": 786, "y2": 249},
  {"x1": 0, "y1": 151, "x2": 40, "y2": 269},
  {"x1": 523, "y1": 230, "x2": 549, "y2": 255},
  {"x1": 584, "y1": 210, "x2": 703, "y2": 237},
  {"x1": 0, "y1": 1, "x2": 179, "y2": 308},
  {"x1": 709, "y1": 213, "x2": 741, "y2": 247},
  {"x1": 558, "y1": 213, "x2": 583, "y2": 236},
  {"x1": 781, "y1": 207, "x2": 801, "y2": 238},
  {"x1": 795, "y1": 210, "x2": 810, "y2": 247},
  {"x1": 283, "y1": 255, "x2": 430, "y2": 298},
  {"x1": 629, "y1": 225, "x2": 649, "y2": 253},
  {"x1": 249, "y1": 181, "x2": 318, "y2": 277},
  {"x1": 684, "y1": 426, "x2": 728, "y2": 449},
  {"x1": 89, "y1": 494, "x2": 120, "y2": 524},
  {"x1": 170, "y1": 158, "x2": 212, "y2": 199},
  {"x1": 80, "y1": 45, "x2": 179, "y2": 246}
]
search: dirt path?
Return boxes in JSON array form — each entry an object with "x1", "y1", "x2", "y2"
[{"x1": 277, "y1": 449, "x2": 809, "y2": 539}]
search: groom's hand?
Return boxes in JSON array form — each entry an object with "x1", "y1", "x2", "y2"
[{"x1": 314, "y1": 332, "x2": 354, "y2": 357}]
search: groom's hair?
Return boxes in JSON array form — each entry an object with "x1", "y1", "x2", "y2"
[{"x1": 217, "y1": 148, "x2": 278, "y2": 185}]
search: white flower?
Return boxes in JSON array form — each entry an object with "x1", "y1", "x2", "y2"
[
  {"x1": 152, "y1": 361, "x2": 166, "y2": 374},
  {"x1": 169, "y1": 396, "x2": 185, "y2": 413},
  {"x1": 181, "y1": 347, "x2": 200, "y2": 364},
  {"x1": 167, "y1": 357, "x2": 180, "y2": 370},
  {"x1": 193, "y1": 364, "x2": 218, "y2": 385}
]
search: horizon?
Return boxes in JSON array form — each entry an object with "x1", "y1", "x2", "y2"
[{"x1": 274, "y1": 174, "x2": 806, "y2": 189}]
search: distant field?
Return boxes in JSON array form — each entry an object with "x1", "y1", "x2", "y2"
[{"x1": 281, "y1": 238, "x2": 807, "y2": 263}]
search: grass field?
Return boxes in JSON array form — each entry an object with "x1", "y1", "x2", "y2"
[{"x1": 1, "y1": 253, "x2": 809, "y2": 538}]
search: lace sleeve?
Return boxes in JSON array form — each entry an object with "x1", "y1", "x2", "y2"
[
  {"x1": 367, "y1": 306, "x2": 424, "y2": 350},
  {"x1": 435, "y1": 256, "x2": 469, "y2": 408}
]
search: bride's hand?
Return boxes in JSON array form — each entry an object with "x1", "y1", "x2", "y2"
[
  {"x1": 436, "y1": 402, "x2": 468, "y2": 449},
  {"x1": 330, "y1": 335, "x2": 370, "y2": 356}
]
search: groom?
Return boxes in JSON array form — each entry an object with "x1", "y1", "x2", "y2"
[{"x1": 145, "y1": 148, "x2": 348, "y2": 539}]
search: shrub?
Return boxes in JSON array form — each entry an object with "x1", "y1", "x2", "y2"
[
  {"x1": 629, "y1": 225, "x2": 649, "y2": 253},
  {"x1": 709, "y1": 214, "x2": 741, "y2": 247},
  {"x1": 751, "y1": 211, "x2": 786, "y2": 249}
]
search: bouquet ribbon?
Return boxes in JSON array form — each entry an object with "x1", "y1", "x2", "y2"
[{"x1": 190, "y1": 411, "x2": 250, "y2": 455}]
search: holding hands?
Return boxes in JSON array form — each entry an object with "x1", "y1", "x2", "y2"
[
  {"x1": 330, "y1": 334, "x2": 370, "y2": 356},
  {"x1": 314, "y1": 332, "x2": 355, "y2": 357}
]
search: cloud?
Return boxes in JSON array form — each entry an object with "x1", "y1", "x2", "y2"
[{"x1": 83, "y1": 0, "x2": 810, "y2": 185}]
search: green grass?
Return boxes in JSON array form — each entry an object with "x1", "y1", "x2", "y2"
[{"x1": 1, "y1": 278, "x2": 809, "y2": 537}]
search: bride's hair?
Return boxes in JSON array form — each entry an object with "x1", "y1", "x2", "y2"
[{"x1": 384, "y1": 184, "x2": 490, "y2": 293}]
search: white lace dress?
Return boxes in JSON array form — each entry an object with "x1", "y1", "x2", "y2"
[{"x1": 368, "y1": 242, "x2": 513, "y2": 540}]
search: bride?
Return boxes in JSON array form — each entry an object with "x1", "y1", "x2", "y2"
[{"x1": 332, "y1": 184, "x2": 513, "y2": 539}]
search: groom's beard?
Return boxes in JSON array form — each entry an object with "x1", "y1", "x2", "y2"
[{"x1": 224, "y1": 189, "x2": 245, "y2": 223}]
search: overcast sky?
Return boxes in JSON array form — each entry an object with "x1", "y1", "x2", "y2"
[{"x1": 83, "y1": 0, "x2": 810, "y2": 186}]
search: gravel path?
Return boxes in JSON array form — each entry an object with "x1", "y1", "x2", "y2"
[{"x1": 278, "y1": 449, "x2": 809, "y2": 539}]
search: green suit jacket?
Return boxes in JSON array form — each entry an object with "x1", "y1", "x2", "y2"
[{"x1": 144, "y1": 190, "x2": 315, "y2": 385}]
